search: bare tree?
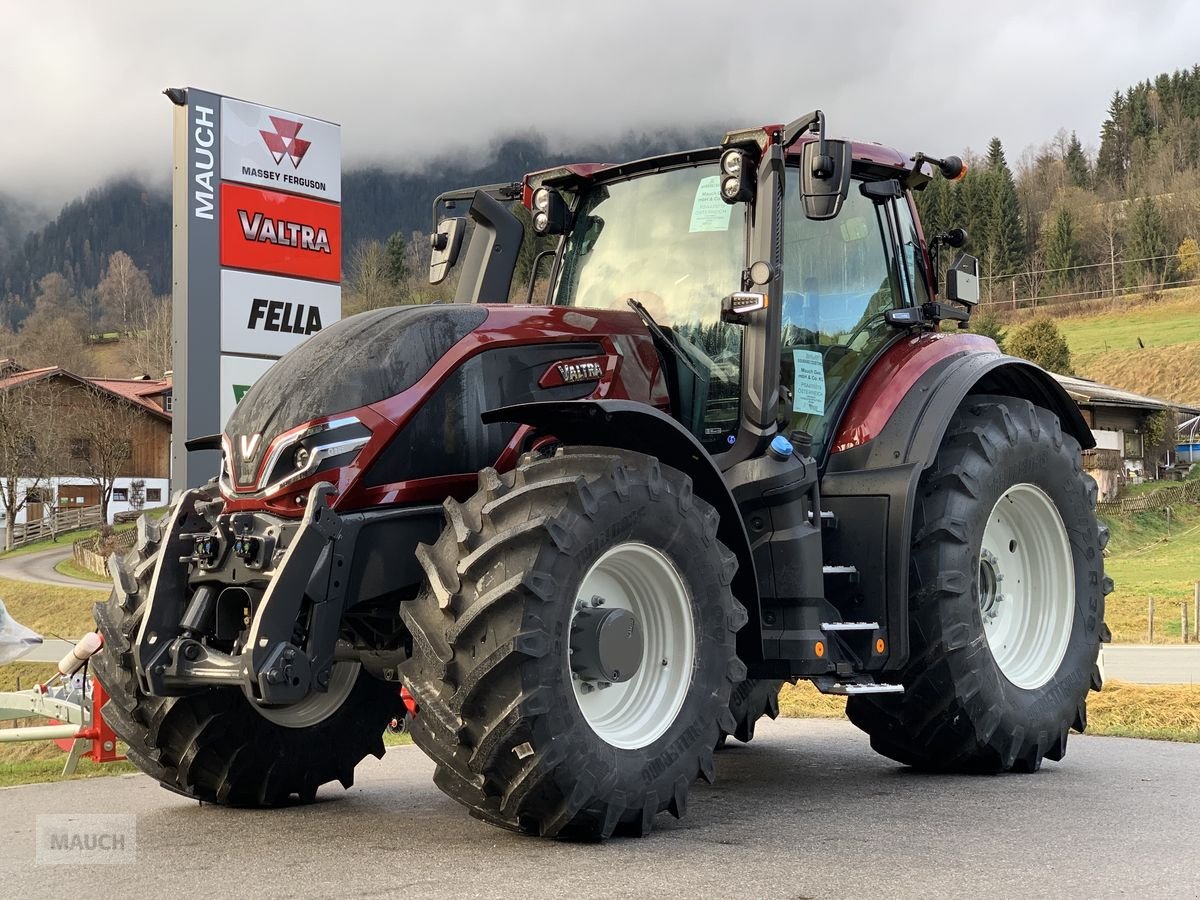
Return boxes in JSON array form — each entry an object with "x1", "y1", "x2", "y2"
[
  {"x1": 68, "y1": 385, "x2": 141, "y2": 523},
  {"x1": 0, "y1": 381, "x2": 65, "y2": 551},
  {"x1": 18, "y1": 314, "x2": 93, "y2": 373},
  {"x1": 123, "y1": 294, "x2": 172, "y2": 377},
  {"x1": 344, "y1": 240, "x2": 400, "y2": 314},
  {"x1": 97, "y1": 251, "x2": 153, "y2": 334}
]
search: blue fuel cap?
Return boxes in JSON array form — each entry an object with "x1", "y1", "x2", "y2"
[{"x1": 768, "y1": 435, "x2": 793, "y2": 461}]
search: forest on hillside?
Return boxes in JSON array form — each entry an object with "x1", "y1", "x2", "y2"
[
  {"x1": 917, "y1": 65, "x2": 1200, "y2": 304},
  {"x1": 0, "y1": 128, "x2": 712, "y2": 332}
]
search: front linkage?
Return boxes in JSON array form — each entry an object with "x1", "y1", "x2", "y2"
[{"x1": 133, "y1": 482, "x2": 350, "y2": 707}]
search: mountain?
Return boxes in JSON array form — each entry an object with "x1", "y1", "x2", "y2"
[{"x1": 0, "y1": 128, "x2": 713, "y2": 328}]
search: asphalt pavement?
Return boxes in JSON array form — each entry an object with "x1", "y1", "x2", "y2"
[
  {"x1": 0, "y1": 546, "x2": 110, "y2": 589},
  {"x1": 1101, "y1": 644, "x2": 1200, "y2": 684},
  {"x1": 1, "y1": 717, "x2": 1196, "y2": 899}
]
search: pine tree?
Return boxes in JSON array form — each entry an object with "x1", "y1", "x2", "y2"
[
  {"x1": 1127, "y1": 196, "x2": 1171, "y2": 285},
  {"x1": 1096, "y1": 91, "x2": 1129, "y2": 190},
  {"x1": 384, "y1": 232, "x2": 408, "y2": 287},
  {"x1": 982, "y1": 138, "x2": 1026, "y2": 278},
  {"x1": 1042, "y1": 207, "x2": 1077, "y2": 294},
  {"x1": 1064, "y1": 132, "x2": 1091, "y2": 189}
]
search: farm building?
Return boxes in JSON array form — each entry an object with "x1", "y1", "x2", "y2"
[
  {"x1": 0, "y1": 363, "x2": 171, "y2": 548},
  {"x1": 1051, "y1": 373, "x2": 1200, "y2": 500}
]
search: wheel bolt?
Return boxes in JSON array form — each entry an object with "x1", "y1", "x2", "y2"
[
  {"x1": 590, "y1": 595, "x2": 605, "y2": 607},
  {"x1": 579, "y1": 682, "x2": 594, "y2": 694}
]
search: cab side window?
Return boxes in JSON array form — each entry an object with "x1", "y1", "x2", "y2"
[{"x1": 893, "y1": 196, "x2": 932, "y2": 307}]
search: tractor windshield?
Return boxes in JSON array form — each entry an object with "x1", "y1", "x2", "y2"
[{"x1": 553, "y1": 163, "x2": 747, "y2": 453}]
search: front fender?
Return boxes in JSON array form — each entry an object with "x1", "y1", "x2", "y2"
[{"x1": 483, "y1": 399, "x2": 764, "y2": 663}]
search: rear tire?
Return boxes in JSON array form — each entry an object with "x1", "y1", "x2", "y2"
[
  {"x1": 92, "y1": 504, "x2": 402, "y2": 805},
  {"x1": 846, "y1": 397, "x2": 1111, "y2": 773},
  {"x1": 719, "y1": 679, "x2": 785, "y2": 747},
  {"x1": 400, "y1": 447, "x2": 745, "y2": 838}
]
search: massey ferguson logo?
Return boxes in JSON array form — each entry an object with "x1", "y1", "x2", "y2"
[
  {"x1": 238, "y1": 210, "x2": 331, "y2": 253},
  {"x1": 260, "y1": 116, "x2": 311, "y2": 168}
]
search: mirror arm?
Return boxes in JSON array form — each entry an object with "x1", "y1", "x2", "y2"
[{"x1": 781, "y1": 110, "x2": 825, "y2": 153}]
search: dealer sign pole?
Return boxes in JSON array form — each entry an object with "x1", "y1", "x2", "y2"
[{"x1": 167, "y1": 87, "x2": 341, "y2": 489}]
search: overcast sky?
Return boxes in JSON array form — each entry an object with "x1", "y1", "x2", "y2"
[{"x1": 2, "y1": 0, "x2": 1197, "y2": 212}]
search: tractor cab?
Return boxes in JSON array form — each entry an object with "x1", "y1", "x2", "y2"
[{"x1": 431, "y1": 113, "x2": 980, "y2": 469}]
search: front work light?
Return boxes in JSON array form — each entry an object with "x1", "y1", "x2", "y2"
[
  {"x1": 719, "y1": 149, "x2": 754, "y2": 204},
  {"x1": 531, "y1": 187, "x2": 569, "y2": 235}
]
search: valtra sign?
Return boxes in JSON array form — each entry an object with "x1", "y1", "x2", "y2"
[
  {"x1": 219, "y1": 183, "x2": 341, "y2": 282},
  {"x1": 171, "y1": 87, "x2": 341, "y2": 489},
  {"x1": 220, "y1": 97, "x2": 341, "y2": 202}
]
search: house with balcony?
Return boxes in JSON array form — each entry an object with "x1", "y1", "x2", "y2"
[
  {"x1": 1051, "y1": 373, "x2": 1200, "y2": 500},
  {"x1": 0, "y1": 362, "x2": 171, "y2": 545}
]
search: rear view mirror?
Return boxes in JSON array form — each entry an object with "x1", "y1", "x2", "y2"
[
  {"x1": 801, "y1": 138, "x2": 851, "y2": 220},
  {"x1": 429, "y1": 217, "x2": 465, "y2": 284},
  {"x1": 945, "y1": 252, "x2": 980, "y2": 306}
]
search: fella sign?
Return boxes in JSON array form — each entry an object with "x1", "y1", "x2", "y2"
[{"x1": 169, "y1": 88, "x2": 342, "y2": 488}]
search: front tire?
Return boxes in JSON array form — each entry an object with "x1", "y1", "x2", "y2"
[
  {"x1": 400, "y1": 447, "x2": 745, "y2": 838},
  {"x1": 846, "y1": 397, "x2": 1111, "y2": 773},
  {"x1": 92, "y1": 506, "x2": 402, "y2": 805}
]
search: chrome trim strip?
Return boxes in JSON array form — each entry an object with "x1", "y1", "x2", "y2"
[{"x1": 220, "y1": 415, "x2": 366, "y2": 499}]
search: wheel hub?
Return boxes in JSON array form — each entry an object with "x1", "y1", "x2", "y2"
[
  {"x1": 978, "y1": 548, "x2": 1007, "y2": 622},
  {"x1": 570, "y1": 604, "x2": 644, "y2": 684},
  {"x1": 979, "y1": 483, "x2": 1075, "y2": 691}
]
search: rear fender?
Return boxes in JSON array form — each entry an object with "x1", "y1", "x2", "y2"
[
  {"x1": 822, "y1": 332, "x2": 1092, "y2": 672},
  {"x1": 482, "y1": 399, "x2": 764, "y2": 664}
]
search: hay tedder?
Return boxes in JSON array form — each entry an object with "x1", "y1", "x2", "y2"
[{"x1": 91, "y1": 110, "x2": 1110, "y2": 838}]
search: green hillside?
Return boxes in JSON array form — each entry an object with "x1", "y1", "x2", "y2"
[{"x1": 1052, "y1": 287, "x2": 1200, "y2": 405}]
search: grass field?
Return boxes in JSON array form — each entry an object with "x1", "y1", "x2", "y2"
[
  {"x1": 778, "y1": 679, "x2": 1200, "y2": 743},
  {"x1": 55, "y1": 557, "x2": 111, "y2": 583},
  {"x1": 1099, "y1": 505, "x2": 1200, "y2": 643},
  {"x1": 1041, "y1": 287, "x2": 1200, "y2": 404},
  {"x1": 0, "y1": 576, "x2": 105, "y2": 640}
]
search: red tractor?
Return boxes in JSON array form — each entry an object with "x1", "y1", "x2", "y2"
[{"x1": 93, "y1": 111, "x2": 1110, "y2": 839}]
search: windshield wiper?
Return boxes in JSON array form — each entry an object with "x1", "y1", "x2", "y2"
[{"x1": 626, "y1": 299, "x2": 703, "y2": 380}]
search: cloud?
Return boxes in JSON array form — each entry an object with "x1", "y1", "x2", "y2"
[{"x1": 2, "y1": 0, "x2": 1197, "y2": 211}]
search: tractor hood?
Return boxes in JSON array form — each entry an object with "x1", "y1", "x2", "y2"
[{"x1": 224, "y1": 304, "x2": 487, "y2": 491}]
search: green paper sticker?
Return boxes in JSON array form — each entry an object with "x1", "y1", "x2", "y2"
[
  {"x1": 792, "y1": 349, "x2": 825, "y2": 415},
  {"x1": 689, "y1": 176, "x2": 733, "y2": 232}
]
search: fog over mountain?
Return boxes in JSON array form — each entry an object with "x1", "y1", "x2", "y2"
[{"x1": 2, "y1": 0, "x2": 1198, "y2": 211}]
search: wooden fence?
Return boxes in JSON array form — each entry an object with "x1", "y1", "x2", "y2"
[
  {"x1": 1096, "y1": 479, "x2": 1200, "y2": 516},
  {"x1": 73, "y1": 528, "x2": 137, "y2": 576},
  {"x1": 9, "y1": 505, "x2": 103, "y2": 549}
]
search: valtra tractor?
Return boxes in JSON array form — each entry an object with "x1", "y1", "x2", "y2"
[{"x1": 93, "y1": 110, "x2": 1111, "y2": 839}]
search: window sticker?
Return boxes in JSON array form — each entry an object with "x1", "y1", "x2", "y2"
[
  {"x1": 689, "y1": 176, "x2": 734, "y2": 233},
  {"x1": 792, "y1": 349, "x2": 825, "y2": 415},
  {"x1": 839, "y1": 217, "x2": 869, "y2": 242}
]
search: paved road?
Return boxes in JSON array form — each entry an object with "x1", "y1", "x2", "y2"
[
  {"x1": 1, "y1": 718, "x2": 1196, "y2": 899},
  {"x1": 1100, "y1": 644, "x2": 1200, "y2": 684},
  {"x1": 0, "y1": 546, "x2": 110, "y2": 589}
]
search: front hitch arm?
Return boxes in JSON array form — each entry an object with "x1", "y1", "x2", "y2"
[{"x1": 135, "y1": 483, "x2": 348, "y2": 705}]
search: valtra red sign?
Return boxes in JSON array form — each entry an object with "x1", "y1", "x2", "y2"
[{"x1": 219, "y1": 183, "x2": 341, "y2": 282}]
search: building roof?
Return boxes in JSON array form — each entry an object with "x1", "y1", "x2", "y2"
[
  {"x1": 1051, "y1": 373, "x2": 1200, "y2": 417},
  {"x1": 89, "y1": 377, "x2": 172, "y2": 413},
  {"x1": 0, "y1": 367, "x2": 172, "y2": 421}
]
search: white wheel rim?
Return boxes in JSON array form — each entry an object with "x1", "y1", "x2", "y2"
[
  {"x1": 569, "y1": 542, "x2": 695, "y2": 750},
  {"x1": 979, "y1": 483, "x2": 1074, "y2": 690},
  {"x1": 254, "y1": 661, "x2": 359, "y2": 729}
]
